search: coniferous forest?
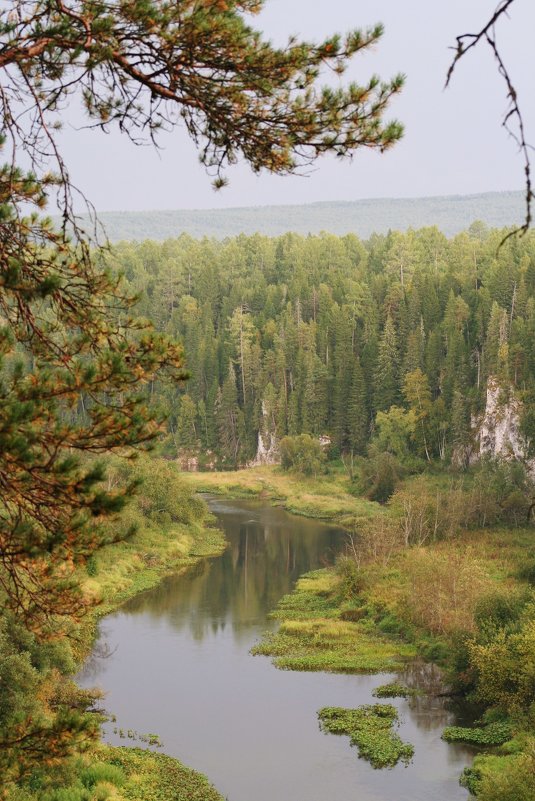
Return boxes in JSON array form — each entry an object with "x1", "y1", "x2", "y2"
[{"x1": 108, "y1": 224, "x2": 535, "y2": 468}]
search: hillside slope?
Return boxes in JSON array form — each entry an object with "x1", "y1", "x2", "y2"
[{"x1": 83, "y1": 191, "x2": 525, "y2": 242}]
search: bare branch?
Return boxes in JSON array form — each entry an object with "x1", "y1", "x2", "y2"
[{"x1": 446, "y1": 0, "x2": 533, "y2": 243}]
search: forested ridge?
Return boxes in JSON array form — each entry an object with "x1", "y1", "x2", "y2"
[
  {"x1": 109, "y1": 223, "x2": 535, "y2": 468},
  {"x1": 74, "y1": 191, "x2": 525, "y2": 242}
]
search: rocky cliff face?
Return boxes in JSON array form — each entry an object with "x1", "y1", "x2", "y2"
[
  {"x1": 474, "y1": 377, "x2": 530, "y2": 462},
  {"x1": 249, "y1": 401, "x2": 279, "y2": 467}
]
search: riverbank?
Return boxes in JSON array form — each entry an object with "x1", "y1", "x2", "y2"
[
  {"x1": 6, "y1": 457, "x2": 227, "y2": 801},
  {"x1": 68, "y1": 456, "x2": 228, "y2": 664},
  {"x1": 180, "y1": 463, "x2": 379, "y2": 526},
  {"x1": 184, "y1": 465, "x2": 535, "y2": 800}
]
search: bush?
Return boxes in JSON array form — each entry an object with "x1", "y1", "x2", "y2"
[
  {"x1": 80, "y1": 763, "x2": 125, "y2": 789},
  {"x1": 474, "y1": 592, "x2": 527, "y2": 632},
  {"x1": 517, "y1": 558, "x2": 535, "y2": 586},
  {"x1": 86, "y1": 556, "x2": 98, "y2": 577},
  {"x1": 476, "y1": 748, "x2": 535, "y2": 801},
  {"x1": 403, "y1": 548, "x2": 491, "y2": 635},
  {"x1": 335, "y1": 556, "x2": 366, "y2": 600},
  {"x1": 471, "y1": 459, "x2": 535, "y2": 528},
  {"x1": 279, "y1": 434, "x2": 325, "y2": 476},
  {"x1": 468, "y1": 616, "x2": 535, "y2": 711},
  {"x1": 357, "y1": 447, "x2": 404, "y2": 504},
  {"x1": 344, "y1": 518, "x2": 404, "y2": 568}
]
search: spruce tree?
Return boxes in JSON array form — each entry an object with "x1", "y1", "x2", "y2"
[
  {"x1": 374, "y1": 314, "x2": 400, "y2": 412},
  {"x1": 217, "y1": 362, "x2": 243, "y2": 466},
  {"x1": 347, "y1": 356, "x2": 368, "y2": 454}
]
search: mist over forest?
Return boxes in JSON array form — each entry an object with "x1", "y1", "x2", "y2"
[{"x1": 84, "y1": 191, "x2": 525, "y2": 242}]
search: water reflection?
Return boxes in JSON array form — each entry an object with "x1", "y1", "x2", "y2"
[
  {"x1": 124, "y1": 498, "x2": 345, "y2": 641},
  {"x1": 78, "y1": 497, "x2": 473, "y2": 801}
]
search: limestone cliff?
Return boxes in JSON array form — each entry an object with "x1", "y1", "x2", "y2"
[
  {"x1": 473, "y1": 377, "x2": 530, "y2": 463},
  {"x1": 249, "y1": 401, "x2": 279, "y2": 466}
]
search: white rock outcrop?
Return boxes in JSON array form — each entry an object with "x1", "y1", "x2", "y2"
[
  {"x1": 475, "y1": 377, "x2": 529, "y2": 462},
  {"x1": 249, "y1": 401, "x2": 279, "y2": 466}
]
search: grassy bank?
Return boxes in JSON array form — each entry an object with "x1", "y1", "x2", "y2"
[
  {"x1": 9, "y1": 745, "x2": 225, "y2": 801},
  {"x1": 181, "y1": 464, "x2": 379, "y2": 525},
  {"x1": 251, "y1": 568, "x2": 416, "y2": 672}
]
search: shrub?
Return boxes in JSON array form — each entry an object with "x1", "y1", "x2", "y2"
[
  {"x1": 279, "y1": 434, "x2": 326, "y2": 477},
  {"x1": 474, "y1": 592, "x2": 527, "y2": 632},
  {"x1": 476, "y1": 748, "x2": 535, "y2": 801},
  {"x1": 468, "y1": 617, "x2": 535, "y2": 711},
  {"x1": 471, "y1": 459, "x2": 535, "y2": 528},
  {"x1": 86, "y1": 556, "x2": 98, "y2": 577},
  {"x1": 403, "y1": 548, "x2": 491, "y2": 634},
  {"x1": 357, "y1": 447, "x2": 404, "y2": 504},
  {"x1": 517, "y1": 558, "x2": 535, "y2": 586},
  {"x1": 344, "y1": 519, "x2": 404, "y2": 569},
  {"x1": 80, "y1": 763, "x2": 125, "y2": 789},
  {"x1": 390, "y1": 480, "x2": 470, "y2": 545},
  {"x1": 335, "y1": 555, "x2": 366, "y2": 600}
]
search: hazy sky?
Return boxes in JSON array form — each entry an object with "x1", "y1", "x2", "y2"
[{"x1": 58, "y1": 0, "x2": 535, "y2": 212}]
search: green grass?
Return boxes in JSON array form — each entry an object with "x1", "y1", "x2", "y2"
[
  {"x1": 318, "y1": 705, "x2": 414, "y2": 768},
  {"x1": 12, "y1": 747, "x2": 225, "y2": 801},
  {"x1": 181, "y1": 465, "x2": 380, "y2": 526},
  {"x1": 252, "y1": 569, "x2": 416, "y2": 673},
  {"x1": 100, "y1": 747, "x2": 224, "y2": 801}
]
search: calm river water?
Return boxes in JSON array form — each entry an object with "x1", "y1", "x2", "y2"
[{"x1": 78, "y1": 498, "x2": 473, "y2": 801}]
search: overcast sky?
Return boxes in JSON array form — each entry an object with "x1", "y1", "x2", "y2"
[{"x1": 58, "y1": 0, "x2": 535, "y2": 212}]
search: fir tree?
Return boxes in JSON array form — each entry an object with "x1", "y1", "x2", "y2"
[
  {"x1": 374, "y1": 314, "x2": 400, "y2": 412},
  {"x1": 347, "y1": 356, "x2": 368, "y2": 454}
]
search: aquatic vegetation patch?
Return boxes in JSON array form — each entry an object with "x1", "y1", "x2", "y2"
[
  {"x1": 14, "y1": 746, "x2": 225, "y2": 801},
  {"x1": 442, "y1": 722, "x2": 512, "y2": 746},
  {"x1": 318, "y1": 705, "x2": 414, "y2": 768},
  {"x1": 253, "y1": 569, "x2": 415, "y2": 672},
  {"x1": 97, "y1": 747, "x2": 224, "y2": 801},
  {"x1": 268, "y1": 569, "x2": 341, "y2": 620},
  {"x1": 253, "y1": 619, "x2": 413, "y2": 672},
  {"x1": 372, "y1": 682, "x2": 419, "y2": 698}
]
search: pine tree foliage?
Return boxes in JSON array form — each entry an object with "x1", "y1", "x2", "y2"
[{"x1": 0, "y1": 0, "x2": 404, "y2": 189}]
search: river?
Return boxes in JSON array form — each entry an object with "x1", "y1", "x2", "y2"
[{"x1": 78, "y1": 497, "x2": 474, "y2": 801}]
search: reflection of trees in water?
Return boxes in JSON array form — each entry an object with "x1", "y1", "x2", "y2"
[
  {"x1": 399, "y1": 661, "x2": 478, "y2": 734},
  {"x1": 77, "y1": 628, "x2": 118, "y2": 681},
  {"x1": 123, "y1": 509, "x2": 345, "y2": 643}
]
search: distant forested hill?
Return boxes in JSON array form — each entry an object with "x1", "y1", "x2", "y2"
[{"x1": 88, "y1": 191, "x2": 525, "y2": 242}]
